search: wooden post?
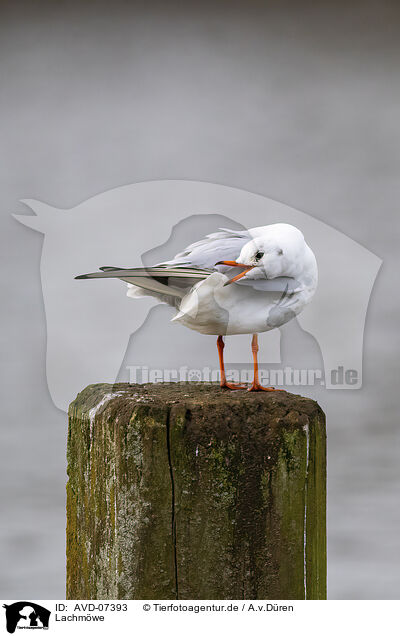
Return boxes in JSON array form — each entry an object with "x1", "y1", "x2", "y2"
[{"x1": 66, "y1": 383, "x2": 326, "y2": 600}]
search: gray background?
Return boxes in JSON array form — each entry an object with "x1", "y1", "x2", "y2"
[{"x1": 1, "y1": 0, "x2": 399, "y2": 599}]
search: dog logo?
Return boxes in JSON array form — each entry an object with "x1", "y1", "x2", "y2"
[{"x1": 3, "y1": 602, "x2": 50, "y2": 633}]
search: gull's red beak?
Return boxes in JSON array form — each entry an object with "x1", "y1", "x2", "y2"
[{"x1": 215, "y1": 260, "x2": 255, "y2": 285}]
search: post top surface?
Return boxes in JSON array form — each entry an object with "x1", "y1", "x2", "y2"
[{"x1": 69, "y1": 382, "x2": 323, "y2": 423}]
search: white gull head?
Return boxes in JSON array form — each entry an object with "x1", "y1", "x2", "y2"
[{"x1": 236, "y1": 223, "x2": 317, "y2": 287}]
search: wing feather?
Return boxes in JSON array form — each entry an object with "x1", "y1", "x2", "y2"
[{"x1": 75, "y1": 265, "x2": 213, "y2": 301}]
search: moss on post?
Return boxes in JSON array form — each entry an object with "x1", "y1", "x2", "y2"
[{"x1": 67, "y1": 383, "x2": 326, "y2": 600}]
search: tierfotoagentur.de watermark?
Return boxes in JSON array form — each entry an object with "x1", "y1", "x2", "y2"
[{"x1": 126, "y1": 365, "x2": 358, "y2": 387}]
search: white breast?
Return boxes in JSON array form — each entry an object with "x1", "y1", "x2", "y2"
[{"x1": 172, "y1": 272, "x2": 313, "y2": 336}]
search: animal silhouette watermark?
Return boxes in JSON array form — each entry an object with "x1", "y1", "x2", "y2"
[
  {"x1": 3, "y1": 602, "x2": 50, "y2": 633},
  {"x1": 13, "y1": 181, "x2": 381, "y2": 409}
]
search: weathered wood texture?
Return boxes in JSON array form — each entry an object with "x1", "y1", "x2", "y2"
[{"x1": 67, "y1": 383, "x2": 326, "y2": 600}]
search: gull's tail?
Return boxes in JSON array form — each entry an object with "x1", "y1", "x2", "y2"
[{"x1": 75, "y1": 265, "x2": 212, "y2": 300}]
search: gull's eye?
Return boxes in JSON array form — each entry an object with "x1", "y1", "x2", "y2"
[
  {"x1": 255, "y1": 251, "x2": 264, "y2": 261},
  {"x1": 277, "y1": 248, "x2": 283, "y2": 256}
]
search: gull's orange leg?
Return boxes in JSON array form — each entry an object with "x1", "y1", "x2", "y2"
[
  {"x1": 248, "y1": 334, "x2": 282, "y2": 392},
  {"x1": 217, "y1": 336, "x2": 247, "y2": 390}
]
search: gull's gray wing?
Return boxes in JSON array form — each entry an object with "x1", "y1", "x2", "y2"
[
  {"x1": 75, "y1": 228, "x2": 251, "y2": 301},
  {"x1": 162, "y1": 227, "x2": 251, "y2": 270}
]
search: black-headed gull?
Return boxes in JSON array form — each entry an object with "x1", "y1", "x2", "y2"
[{"x1": 76, "y1": 223, "x2": 317, "y2": 391}]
